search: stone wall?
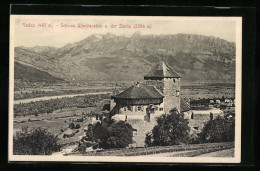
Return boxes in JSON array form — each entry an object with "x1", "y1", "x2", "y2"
[
  {"x1": 163, "y1": 78, "x2": 181, "y2": 113},
  {"x1": 127, "y1": 118, "x2": 157, "y2": 147},
  {"x1": 188, "y1": 112, "x2": 225, "y2": 132}
]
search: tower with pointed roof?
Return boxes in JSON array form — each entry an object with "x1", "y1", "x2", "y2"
[{"x1": 144, "y1": 61, "x2": 181, "y2": 113}]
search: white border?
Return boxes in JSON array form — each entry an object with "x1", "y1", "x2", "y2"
[{"x1": 9, "y1": 15, "x2": 242, "y2": 163}]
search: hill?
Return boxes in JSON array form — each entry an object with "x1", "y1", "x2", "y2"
[
  {"x1": 14, "y1": 62, "x2": 64, "y2": 83},
  {"x1": 15, "y1": 33, "x2": 236, "y2": 84}
]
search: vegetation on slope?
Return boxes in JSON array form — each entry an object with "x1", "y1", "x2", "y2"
[{"x1": 14, "y1": 62, "x2": 63, "y2": 83}]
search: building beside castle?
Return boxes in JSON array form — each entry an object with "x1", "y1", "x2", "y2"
[{"x1": 110, "y1": 61, "x2": 190, "y2": 122}]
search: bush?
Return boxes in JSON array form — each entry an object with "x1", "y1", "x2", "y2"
[
  {"x1": 63, "y1": 132, "x2": 76, "y2": 138},
  {"x1": 85, "y1": 124, "x2": 95, "y2": 142},
  {"x1": 198, "y1": 116, "x2": 235, "y2": 143},
  {"x1": 85, "y1": 122, "x2": 106, "y2": 142},
  {"x1": 145, "y1": 108, "x2": 190, "y2": 146},
  {"x1": 69, "y1": 123, "x2": 75, "y2": 129},
  {"x1": 13, "y1": 127, "x2": 60, "y2": 155},
  {"x1": 75, "y1": 124, "x2": 81, "y2": 129},
  {"x1": 100, "y1": 121, "x2": 133, "y2": 149},
  {"x1": 77, "y1": 140, "x2": 97, "y2": 153}
]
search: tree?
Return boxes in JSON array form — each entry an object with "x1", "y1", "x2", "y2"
[
  {"x1": 145, "y1": 108, "x2": 190, "y2": 146},
  {"x1": 99, "y1": 121, "x2": 133, "y2": 149},
  {"x1": 198, "y1": 116, "x2": 235, "y2": 143},
  {"x1": 13, "y1": 127, "x2": 60, "y2": 155}
]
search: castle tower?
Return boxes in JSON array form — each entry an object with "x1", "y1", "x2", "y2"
[{"x1": 144, "y1": 61, "x2": 181, "y2": 113}]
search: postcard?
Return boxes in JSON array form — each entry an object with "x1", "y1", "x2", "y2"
[{"x1": 9, "y1": 15, "x2": 242, "y2": 163}]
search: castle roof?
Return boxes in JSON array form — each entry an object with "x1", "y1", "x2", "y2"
[
  {"x1": 181, "y1": 98, "x2": 190, "y2": 112},
  {"x1": 112, "y1": 83, "x2": 164, "y2": 99},
  {"x1": 144, "y1": 61, "x2": 180, "y2": 78},
  {"x1": 93, "y1": 99, "x2": 111, "y2": 115}
]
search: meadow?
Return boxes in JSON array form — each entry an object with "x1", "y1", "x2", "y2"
[{"x1": 13, "y1": 107, "x2": 95, "y2": 137}]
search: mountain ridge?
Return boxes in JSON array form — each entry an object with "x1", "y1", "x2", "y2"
[{"x1": 14, "y1": 33, "x2": 236, "y2": 84}]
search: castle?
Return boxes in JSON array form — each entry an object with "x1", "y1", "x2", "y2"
[
  {"x1": 110, "y1": 61, "x2": 190, "y2": 122},
  {"x1": 91, "y1": 61, "x2": 223, "y2": 146}
]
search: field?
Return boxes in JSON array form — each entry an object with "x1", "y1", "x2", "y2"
[
  {"x1": 181, "y1": 84, "x2": 235, "y2": 99},
  {"x1": 13, "y1": 107, "x2": 94, "y2": 137},
  {"x1": 66, "y1": 142, "x2": 234, "y2": 157}
]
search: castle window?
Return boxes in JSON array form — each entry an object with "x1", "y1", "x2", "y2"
[
  {"x1": 96, "y1": 115, "x2": 99, "y2": 120},
  {"x1": 176, "y1": 90, "x2": 180, "y2": 97},
  {"x1": 138, "y1": 106, "x2": 142, "y2": 111},
  {"x1": 127, "y1": 106, "x2": 132, "y2": 111},
  {"x1": 159, "y1": 108, "x2": 163, "y2": 111},
  {"x1": 173, "y1": 79, "x2": 175, "y2": 83}
]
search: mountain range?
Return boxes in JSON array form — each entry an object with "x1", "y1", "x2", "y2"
[{"x1": 14, "y1": 33, "x2": 236, "y2": 84}]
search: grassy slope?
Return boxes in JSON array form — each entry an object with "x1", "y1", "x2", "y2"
[{"x1": 14, "y1": 62, "x2": 63, "y2": 83}]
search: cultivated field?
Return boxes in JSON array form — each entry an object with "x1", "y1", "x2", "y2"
[
  {"x1": 181, "y1": 83, "x2": 235, "y2": 99},
  {"x1": 13, "y1": 107, "x2": 94, "y2": 136}
]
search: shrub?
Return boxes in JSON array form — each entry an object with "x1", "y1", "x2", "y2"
[
  {"x1": 13, "y1": 127, "x2": 60, "y2": 155},
  {"x1": 100, "y1": 121, "x2": 133, "y2": 149},
  {"x1": 145, "y1": 108, "x2": 190, "y2": 146},
  {"x1": 85, "y1": 124, "x2": 94, "y2": 142},
  {"x1": 145, "y1": 132, "x2": 153, "y2": 147},
  {"x1": 63, "y1": 132, "x2": 76, "y2": 138},
  {"x1": 77, "y1": 140, "x2": 97, "y2": 153},
  {"x1": 85, "y1": 122, "x2": 106, "y2": 142},
  {"x1": 75, "y1": 124, "x2": 81, "y2": 129},
  {"x1": 69, "y1": 123, "x2": 75, "y2": 129},
  {"x1": 77, "y1": 143, "x2": 88, "y2": 153},
  {"x1": 198, "y1": 116, "x2": 235, "y2": 143}
]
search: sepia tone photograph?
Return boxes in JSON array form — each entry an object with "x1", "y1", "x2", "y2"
[{"x1": 9, "y1": 15, "x2": 242, "y2": 163}]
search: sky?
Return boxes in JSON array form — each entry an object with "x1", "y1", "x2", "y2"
[{"x1": 12, "y1": 15, "x2": 239, "y2": 48}]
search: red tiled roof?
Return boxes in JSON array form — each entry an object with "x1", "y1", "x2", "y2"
[
  {"x1": 181, "y1": 98, "x2": 190, "y2": 112},
  {"x1": 112, "y1": 83, "x2": 164, "y2": 99},
  {"x1": 144, "y1": 61, "x2": 180, "y2": 78}
]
